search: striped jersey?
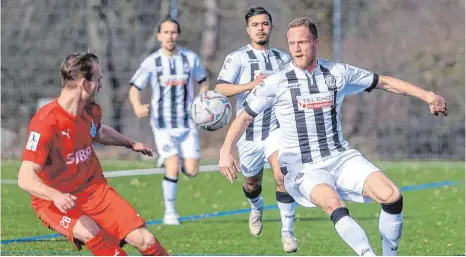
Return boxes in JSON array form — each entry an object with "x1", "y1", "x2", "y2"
[
  {"x1": 244, "y1": 58, "x2": 379, "y2": 164},
  {"x1": 130, "y1": 47, "x2": 207, "y2": 129},
  {"x1": 217, "y1": 44, "x2": 291, "y2": 141}
]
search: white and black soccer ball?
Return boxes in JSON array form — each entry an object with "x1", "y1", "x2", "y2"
[{"x1": 191, "y1": 90, "x2": 232, "y2": 131}]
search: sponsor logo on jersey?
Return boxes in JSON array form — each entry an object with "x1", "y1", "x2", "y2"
[
  {"x1": 297, "y1": 92, "x2": 334, "y2": 110},
  {"x1": 159, "y1": 74, "x2": 189, "y2": 87},
  {"x1": 65, "y1": 146, "x2": 93, "y2": 164}
]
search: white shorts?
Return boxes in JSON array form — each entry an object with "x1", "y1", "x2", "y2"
[
  {"x1": 283, "y1": 149, "x2": 380, "y2": 208},
  {"x1": 150, "y1": 123, "x2": 200, "y2": 160},
  {"x1": 237, "y1": 128, "x2": 281, "y2": 177}
]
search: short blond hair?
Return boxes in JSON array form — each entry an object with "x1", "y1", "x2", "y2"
[{"x1": 288, "y1": 17, "x2": 318, "y2": 39}]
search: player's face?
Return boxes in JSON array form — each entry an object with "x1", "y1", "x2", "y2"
[
  {"x1": 246, "y1": 14, "x2": 272, "y2": 46},
  {"x1": 82, "y1": 62, "x2": 102, "y2": 101},
  {"x1": 157, "y1": 21, "x2": 179, "y2": 52},
  {"x1": 287, "y1": 26, "x2": 318, "y2": 69}
]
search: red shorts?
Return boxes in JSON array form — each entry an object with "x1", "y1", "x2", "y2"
[{"x1": 34, "y1": 182, "x2": 146, "y2": 249}]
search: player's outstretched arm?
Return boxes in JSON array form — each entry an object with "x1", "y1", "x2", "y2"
[
  {"x1": 215, "y1": 74, "x2": 267, "y2": 97},
  {"x1": 376, "y1": 75, "x2": 448, "y2": 116},
  {"x1": 95, "y1": 125, "x2": 153, "y2": 156},
  {"x1": 18, "y1": 161, "x2": 77, "y2": 213},
  {"x1": 218, "y1": 110, "x2": 254, "y2": 183}
]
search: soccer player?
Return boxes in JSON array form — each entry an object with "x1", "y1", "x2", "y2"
[
  {"x1": 19, "y1": 52, "x2": 168, "y2": 256},
  {"x1": 128, "y1": 17, "x2": 209, "y2": 225},
  {"x1": 215, "y1": 7, "x2": 297, "y2": 253},
  {"x1": 218, "y1": 17, "x2": 447, "y2": 256}
]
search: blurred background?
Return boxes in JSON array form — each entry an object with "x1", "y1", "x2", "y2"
[{"x1": 1, "y1": 0, "x2": 464, "y2": 162}]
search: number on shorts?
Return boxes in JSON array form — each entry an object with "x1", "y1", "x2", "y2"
[{"x1": 59, "y1": 216, "x2": 72, "y2": 228}]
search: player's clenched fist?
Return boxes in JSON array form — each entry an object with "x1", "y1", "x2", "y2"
[
  {"x1": 218, "y1": 149, "x2": 240, "y2": 183},
  {"x1": 51, "y1": 192, "x2": 77, "y2": 214},
  {"x1": 134, "y1": 104, "x2": 150, "y2": 118},
  {"x1": 428, "y1": 92, "x2": 448, "y2": 116}
]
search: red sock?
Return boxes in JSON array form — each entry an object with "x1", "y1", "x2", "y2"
[
  {"x1": 85, "y1": 230, "x2": 128, "y2": 256},
  {"x1": 139, "y1": 239, "x2": 168, "y2": 256}
]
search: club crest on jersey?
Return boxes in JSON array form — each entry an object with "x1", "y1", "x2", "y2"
[
  {"x1": 90, "y1": 120, "x2": 97, "y2": 137},
  {"x1": 297, "y1": 92, "x2": 334, "y2": 110},
  {"x1": 324, "y1": 74, "x2": 337, "y2": 90}
]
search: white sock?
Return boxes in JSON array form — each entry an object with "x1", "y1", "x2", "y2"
[
  {"x1": 248, "y1": 196, "x2": 263, "y2": 212},
  {"x1": 332, "y1": 208, "x2": 375, "y2": 256},
  {"x1": 162, "y1": 175, "x2": 178, "y2": 215},
  {"x1": 276, "y1": 191, "x2": 296, "y2": 233},
  {"x1": 379, "y1": 210, "x2": 403, "y2": 256}
]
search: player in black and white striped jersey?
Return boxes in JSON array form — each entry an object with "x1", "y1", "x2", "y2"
[
  {"x1": 129, "y1": 17, "x2": 210, "y2": 226},
  {"x1": 219, "y1": 17, "x2": 447, "y2": 255},
  {"x1": 215, "y1": 7, "x2": 297, "y2": 253}
]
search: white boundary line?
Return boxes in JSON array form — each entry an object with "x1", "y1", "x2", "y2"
[{"x1": 1, "y1": 163, "x2": 272, "y2": 184}]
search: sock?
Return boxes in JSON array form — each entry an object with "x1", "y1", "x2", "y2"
[
  {"x1": 162, "y1": 175, "x2": 178, "y2": 215},
  {"x1": 380, "y1": 196, "x2": 404, "y2": 256},
  {"x1": 276, "y1": 191, "x2": 295, "y2": 233},
  {"x1": 84, "y1": 230, "x2": 128, "y2": 256},
  {"x1": 243, "y1": 185, "x2": 263, "y2": 211},
  {"x1": 139, "y1": 239, "x2": 169, "y2": 256},
  {"x1": 331, "y1": 207, "x2": 375, "y2": 256}
]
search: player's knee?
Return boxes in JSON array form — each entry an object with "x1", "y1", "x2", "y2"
[
  {"x1": 322, "y1": 197, "x2": 345, "y2": 215},
  {"x1": 381, "y1": 194, "x2": 403, "y2": 214},
  {"x1": 126, "y1": 227, "x2": 155, "y2": 251},
  {"x1": 378, "y1": 185, "x2": 401, "y2": 204},
  {"x1": 244, "y1": 179, "x2": 261, "y2": 193},
  {"x1": 243, "y1": 183, "x2": 262, "y2": 199},
  {"x1": 183, "y1": 166, "x2": 198, "y2": 177},
  {"x1": 73, "y1": 215, "x2": 100, "y2": 243}
]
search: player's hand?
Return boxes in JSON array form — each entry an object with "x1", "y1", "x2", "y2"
[
  {"x1": 51, "y1": 192, "x2": 77, "y2": 214},
  {"x1": 134, "y1": 104, "x2": 150, "y2": 118},
  {"x1": 218, "y1": 148, "x2": 240, "y2": 183},
  {"x1": 428, "y1": 92, "x2": 448, "y2": 116},
  {"x1": 131, "y1": 142, "x2": 154, "y2": 156},
  {"x1": 248, "y1": 74, "x2": 268, "y2": 90}
]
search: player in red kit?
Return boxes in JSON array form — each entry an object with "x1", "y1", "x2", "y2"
[{"x1": 18, "y1": 52, "x2": 168, "y2": 256}]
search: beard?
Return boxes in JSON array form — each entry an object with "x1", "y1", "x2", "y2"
[
  {"x1": 256, "y1": 39, "x2": 268, "y2": 46},
  {"x1": 293, "y1": 56, "x2": 312, "y2": 69}
]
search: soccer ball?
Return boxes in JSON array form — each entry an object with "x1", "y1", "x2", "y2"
[{"x1": 191, "y1": 90, "x2": 232, "y2": 131}]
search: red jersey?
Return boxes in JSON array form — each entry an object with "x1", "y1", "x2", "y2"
[{"x1": 22, "y1": 99, "x2": 107, "y2": 208}]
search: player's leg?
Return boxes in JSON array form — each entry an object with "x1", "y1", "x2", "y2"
[
  {"x1": 125, "y1": 226, "x2": 168, "y2": 256},
  {"x1": 179, "y1": 128, "x2": 200, "y2": 177},
  {"x1": 363, "y1": 172, "x2": 403, "y2": 256},
  {"x1": 35, "y1": 204, "x2": 127, "y2": 256},
  {"x1": 336, "y1": 149, "x2": 401, "y2": 256},
  {"x1": 238, "y1": 139, "x2": 266, "y2": 236},
  {"x1": 265, "y1": 130, "x2": 297, "y2": 252},
  {"x1": 152, "y1": 126, "x2": 182, "y2": 225},
  {"x1": 85, "y1": 183, "x2": 167, "y2": 255},
  {"x1": 268, "y1": 152, "x2": 297, "y2": 252},
  {"x1": 297, "y1": 166, "x2": 375, "y2": 256}
]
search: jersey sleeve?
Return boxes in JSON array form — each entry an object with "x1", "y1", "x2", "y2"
[
  {"x1": 216, "y1": 53, "x2": 242, "y2": 84},
  {"x1": 243, "y1": 75, "x2": 278, "y2": 117},
  {"x1": 85, "y1": 102, "x2": 102, "y2": 130},
  {"x1": 130, "y1": 61, "x2": 152, "y2": 90},
  {"x1": 22, "y1": 117, "x2": 53, "y2": 166},
  {"x1": 193, "y1": 54, "x2": 208, "y2": 83},
  {"x1": 339, "y1": 63, "x2": 379, "y2": 95}
]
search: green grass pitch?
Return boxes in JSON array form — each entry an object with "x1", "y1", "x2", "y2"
[{"x1": 1, "y1": 160, "x2": 464, "y2": 255}]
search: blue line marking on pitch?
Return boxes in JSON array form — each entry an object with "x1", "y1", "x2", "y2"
[{"x1": 0, "y1": 180, "x2": 457, "y2": 246}]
